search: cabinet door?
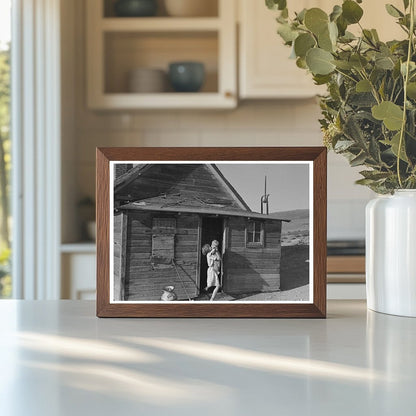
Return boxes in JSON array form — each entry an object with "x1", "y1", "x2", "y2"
[
  {"x1": 239, "y1": 0, "x2": 404, "y2": 99},
  {"x1": 62, "y1": 253, "x2": 96, "y2": 300},
  {"x1": 239, "y1": 0, "x2": 325, "y2": 99}
]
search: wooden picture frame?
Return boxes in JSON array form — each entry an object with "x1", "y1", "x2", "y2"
[{"x1": 96, "y1": 147, "x2": 327, "y2": 318}]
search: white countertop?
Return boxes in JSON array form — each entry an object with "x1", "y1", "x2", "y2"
[{"x1": 0, "y1": 300, "x2": 415, "y2": 416}]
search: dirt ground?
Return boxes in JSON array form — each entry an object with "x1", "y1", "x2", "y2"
[
  {"x1": 202, "y1": 244, "x2": 311, "y2": 302},
  {"x1": 210, "y1": 284, "x2": 309, "y2": 302}
]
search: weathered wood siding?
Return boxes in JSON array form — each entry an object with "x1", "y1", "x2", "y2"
[
  {"x1": 113, "y1": 212, "x2": 124, "y2": 301},
  {"x1": 125, "y1": 211, "x2": 199, "y2": 301},
  {"x1": 224, "y1": 217, "x2": 282, "y2": 294}
]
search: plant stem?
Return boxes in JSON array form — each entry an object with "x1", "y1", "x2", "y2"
[
  {"x1": 397, "y1": 0, "x2": 415, "y2": 188},
  {"x1": 358, "y1": 69, "x2": 381, "y2": 104},
  {"x1": 334, "y1": 68, "x2": 358, "y2": 84}
]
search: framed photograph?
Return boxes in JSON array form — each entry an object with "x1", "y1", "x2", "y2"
[{"x1": 96, "y1": 147, "x2": 327, "y2": 318}]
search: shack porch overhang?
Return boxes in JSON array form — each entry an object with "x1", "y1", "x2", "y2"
[{"x1": 118, "y1": 201, "x2": 290, "y2": 222}]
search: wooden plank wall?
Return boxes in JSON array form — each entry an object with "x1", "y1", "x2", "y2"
[
  {"x1": 125, "y1": 211, "x2": 200, "y2": 300},
  {"x1": 113, "y1": 212, "x2": 122, "y2": 300},
  {"x1": 225, "y1": 217, "x2": 282, "y2": 294}
]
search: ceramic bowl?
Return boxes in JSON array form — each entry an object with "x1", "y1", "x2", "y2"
[
  {"x1": 128, "y1": 68, "x2": 167, "y2": 93},
  {"x1": 114, "y1": 0, "x2": 158, "y2": 17},
  {"x1": 168, "y1": 62, "x2": 205, "y2": 92}
]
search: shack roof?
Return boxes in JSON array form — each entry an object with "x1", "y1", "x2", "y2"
[
  {"x1": 114, "y1": 163, "x2": 251, "y2": 212},
  {"x1": 119, "y1": 200, "x2": 290, "y2": 222},
  {"x1": 114, "y1": 163, "x2": 290, "y2": 221}
]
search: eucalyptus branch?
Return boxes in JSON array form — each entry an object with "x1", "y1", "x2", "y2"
[
  {"x1": 398, "y1": 23, "x2": 410, "y2": 35},
  {"x1": 390, "y1": 79, "x2": 398, "y2": 101},
  {"x1": 393, "y1": 85, "x2": 404, "y2": 103},
  {"x1": 267, "y1": 0, "x2": 416, "y2": 193},
  {"x1": 359, "y1": 69, "x2": 381, "y2": 104},
  {"x1": 334, "y1": 68, "x2": 358, "y2": 84},
  {"x1": 397, "y1": 0, "x2": 415, "y2": 188}
]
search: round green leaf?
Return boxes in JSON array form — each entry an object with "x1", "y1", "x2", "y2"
[
  {"x1": 371, "y1": 29, "x2": 380, "y2": 42},
  {"x1": 407, "y1": 82, "x2": 416, "y2": 99},
  {"x1": 277, "y1": 23, "x2": 298, "y2": 43},
  {"x1": 356, "y1": 79, "x2": 372, "y2": 92},
  {"x1": 333, "y1": 60, "x2": 353, "y2": 70},
  {"x1": 375, "y1": 56, "x2": 395, "y2": 70},
  {"x1": 330, "y1": 5, "x2": 342, "y2": 22},
  {"x1": 384, "y1": 132, "x2": 409, "y2": 162},
  {"x1": 313, "y1": 74, "x2": 332, "y2": 85},
  {"x1": 296, "y1": 57, "x2": 308, "y2": 69},
  {"x1": 294, "y1": 33, "x2": 316, "y2": 58},
  {"x1": 296, "y1": 8, "x2": 307, "y2": 23},
  {"x1": 304, "y1": 8, "x2": 329, "y2": 35},
  {"x1": 318, "y1": 28, "x2": 333, "y2": 52},
  {"x1": 328, "y1": 21, "x2": 338, "y2": 43},
  {"x1": 371, "y1": 101, "x2": 404, "y2": 131},
  {"x1": 336, "y1": 15, "x2": 348, "y2": 36},
  {"x1": 266, "y1": 0, "x2": 287, "y2": 11},
  {"x1": 318, "y1": 22, "x2": 338, "y2": 52},
  {"x1": 385, "y1": 4, "x2": 403, "y2": 18},
  {"x1": 350, "y1": 54, "x2": 368, "y2": 70},
  {"x1": 342, "y1": 0, "x2": 364, "y2": 24},
  {"x1": 306, "y1": 48, "x2": 336, "y2": 75}
]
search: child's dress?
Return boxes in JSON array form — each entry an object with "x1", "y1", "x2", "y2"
[{"x1": 207, "y1": 251, "x2": 221, "y2": 288}]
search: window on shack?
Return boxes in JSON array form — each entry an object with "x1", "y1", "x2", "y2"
[{"x1": 246, "y1": 220, "x2": 264, "y2": 248}]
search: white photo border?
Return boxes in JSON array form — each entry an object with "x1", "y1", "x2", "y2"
[{"x1": 109, "y1": 160, "x2": 314, "y2": 304}]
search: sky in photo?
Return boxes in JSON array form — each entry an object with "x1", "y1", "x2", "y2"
[{"x1": 217, "y1": 163, "x2": 310, "y2": 213}]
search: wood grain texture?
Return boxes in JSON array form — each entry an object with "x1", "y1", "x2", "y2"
[
  {"x1": 225, "y1": 216, "x2": 281, "y2": 294},
  {"x1": 124, "y1": 211, "x2": 199, "y2": 301},
  {"x1": 96, "y1": 147, "x2": 327, "y2": 318},
  {"x1": 313, "y1": 148, "x2": 327, "y2": 318},
  {"x1": 96, "y1": 148, "x2": 110, "y2": 316}
]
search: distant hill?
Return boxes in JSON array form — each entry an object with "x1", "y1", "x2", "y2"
[
  {"x1": 270, "y1": 209, "x2": 309, "y2": 246},
  {"x1": 270, "y1": 209, "x2": 309, "y2": 221}
]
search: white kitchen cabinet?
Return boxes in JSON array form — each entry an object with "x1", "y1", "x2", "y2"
[
  {"x1": 86, "y1": 0, "x2": 237, "y2": 109},
  {"x1": 239, "y1": 0, "x2": 325, "y2": 99},
  {"x1": 238, "y1": 0, "x2": 404, "y2": 99},
  {"x1": 61, "y1": 245, "x2": 96, "y2": 300}
]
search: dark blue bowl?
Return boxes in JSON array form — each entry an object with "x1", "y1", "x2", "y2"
[
  {"x1": 114, "y1": 0, "x2": 157, "y2": 17},
  {"x1": 168, "y1": 62, "x2": 205, "y2": 93}
]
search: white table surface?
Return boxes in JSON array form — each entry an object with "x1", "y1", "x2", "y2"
[{"x1": 0, "y1": 300, "x2": 415, "y2": 416}]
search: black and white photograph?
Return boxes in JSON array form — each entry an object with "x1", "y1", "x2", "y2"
[{"x1": 110, "y1": 161, "x2": 312, "y2": 303}]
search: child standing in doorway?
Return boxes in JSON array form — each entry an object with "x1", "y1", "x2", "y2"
[{"x1": 205, "y1": 240, "x2": 222, "y2": 301}]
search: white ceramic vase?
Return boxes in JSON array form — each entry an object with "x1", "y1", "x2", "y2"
[{"x1": 366, "y1": 190, "x2": 416, "y2": 317}]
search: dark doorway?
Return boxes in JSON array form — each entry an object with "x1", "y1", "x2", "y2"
[{"x1": 199, "y1": 217, "x2": 223, "y2": 293}]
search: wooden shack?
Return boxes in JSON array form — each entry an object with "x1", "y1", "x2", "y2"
[{"x1": 113, "y1": 163, "x2": 288, "y2": 301}]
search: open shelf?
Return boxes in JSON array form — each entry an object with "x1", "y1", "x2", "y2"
[
  {"x1": 61, "y1": 242, "x2": 96, "y2": 254},
  {"x1": 90, "y1": 92, "x2": 234, "y2": 109},
  {"x1": 87, "y1": 0, "x2": 236, "y2": 109},
  {"x1": 101, "y1": 17, "x2": 221, "y2": 32},
  {"x1": 104, "y1": 0, "x2": 219, "y2": 18},
  {"x1": 104, "y1": 31, "x2": 218, "y2": 94}
]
